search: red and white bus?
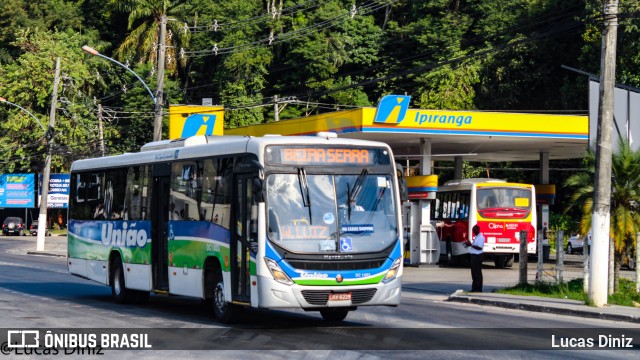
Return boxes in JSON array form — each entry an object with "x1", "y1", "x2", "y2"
[{"x1": 431, "y1": 178, "x2": 537, "y2": 268}]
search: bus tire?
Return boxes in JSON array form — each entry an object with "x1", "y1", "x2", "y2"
[
  {"x1": 445, "y1": 240, "x2": 453, "y2": 266},
  {"x1": 212, "y1": 271, "x2": 239, "y2": 323},
  {"x1": 320, "y1": 308, "x2": 349, "y2": 322},
  {"x1": 505, "y1": 255, "x2": 514, "y2": 268},
  {"x1": 111, "y1": 258, "x2": 135, "y2": 304},
  {"x1": 494, "y1": 255, "x2": 507, "y2": 269}
]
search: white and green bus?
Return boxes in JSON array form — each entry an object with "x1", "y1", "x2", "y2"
[{"x1": 67, "y1": 133, "x2": 403, "y2": 322}]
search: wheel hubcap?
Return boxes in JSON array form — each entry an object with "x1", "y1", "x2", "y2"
[
  {"x1": 114, "y1": 268, "x2": 122, "y2": 294},
  {"x1": 214, "y1": 282, "x2": 226, "y2": 313}
]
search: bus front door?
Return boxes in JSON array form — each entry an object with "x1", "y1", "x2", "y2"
[
  {"x1": 231, "y1": 174, "x2": 256, "y2": 304},
  {"x1": 151, "y1": 170, "x2": 171, "y2": 291}
]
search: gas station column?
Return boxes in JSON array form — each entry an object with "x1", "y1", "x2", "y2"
[
  {"x1": 539, "y1": 151, "x2": 550, "y2": 261},
  {"x1": 407, "y1": 138, "x2": 440, "y2": 265},
  {"x1": 420, "y1": 138, "x2": 432, "y2": 225},
  {"x1": 454, "y1": 156, "x2": 463, "y2": 180},
  {"x1": 539, "y1": 152, "x2": 549, "y2": 184}
]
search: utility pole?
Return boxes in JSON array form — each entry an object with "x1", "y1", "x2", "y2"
[
  {"x1": 590, "y1": 0, "x2": 618, "y2": 307},
  {"x1": 274, "y1": 95, "x2": 279, "y2": 122},
  {"x1": 153, "y1": 14, "x2": 167, "y2": 142},
  {"x1": 97, "y1": 103, "x2": 105, "y2": 156},
  {"x1": 37, "y1": 57, "x2": 61, "y2": 252}
]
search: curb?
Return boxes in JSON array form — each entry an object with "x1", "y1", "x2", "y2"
[
  {"x1": 26, "y1": 251, "x2": 66, "y2": 258},
  {"x1": 447, "y1": 294, "x2": 640, "y2": 324}
]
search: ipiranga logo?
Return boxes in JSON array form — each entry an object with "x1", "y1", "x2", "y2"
[
  {"x1": 101, "y1": 221, "x2": 149, "y2": 248},
  {"x1": 373, "y1": 95, "x2": 411, "y2": 124}
]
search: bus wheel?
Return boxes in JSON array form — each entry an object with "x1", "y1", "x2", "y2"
[
  {"x1": 445, "y1": 241, "x2": 453, "y2": 265},
  {"x1": 494, "y1": 255, "x2": 508, "y2": 269},
  {"x1": 111, "y1": 259, "x2": 135, "y2": 304},
  {"x1": 505, "y1": 255, "x2": 514, "y2": 268},
  {"x1": 320, "y1": 309, "x2": 349, "y2": 322},
  {"x1": 212, "y1": 273, "x2": 239, "y2": 323}
]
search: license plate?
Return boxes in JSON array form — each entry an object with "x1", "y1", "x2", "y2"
[{"x1": 328, "y1": 292, "x2": 351, "y2": 301}]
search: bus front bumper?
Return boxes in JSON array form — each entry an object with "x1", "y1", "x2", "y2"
[{"x1": 256, "y1": 275, "x2": 402, "y2": 309}]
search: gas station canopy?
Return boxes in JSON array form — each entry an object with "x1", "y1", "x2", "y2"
[{"x1": 225, "y1": 98, "x2": 588, "y2": 163}]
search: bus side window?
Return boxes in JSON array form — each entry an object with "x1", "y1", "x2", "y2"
[
  {"x1": 432, "y1": 198, "x2": 440, "y2": 219},
  {"x1": 460, "y1": 193, "x2": 469, "y2": 219}
]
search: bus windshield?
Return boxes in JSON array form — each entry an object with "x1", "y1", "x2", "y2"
[
  {"x1": 477, "y1": 187, "x2": 532, "y2": 217},
  {"x1": 266, "y1": 172, "x2": 398, "y2": 253}
]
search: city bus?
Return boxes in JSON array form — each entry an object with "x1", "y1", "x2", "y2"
[
  {"x1": 67, "y1": 133, "x2": 403, "y2": 322},
  {"x1": 431, "y1": 178, "x2": 536, "y2": 268}
]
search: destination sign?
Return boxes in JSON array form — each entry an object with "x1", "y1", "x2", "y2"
[{"x1": 267, "y1": 146, "x2": 389, "y2": 166}]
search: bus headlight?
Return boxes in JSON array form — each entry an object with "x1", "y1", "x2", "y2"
[
  {"x1": 383, "y1": 258, "x2": 401, "y2": 283},
  {"x1": 265, "y1": 257, "x2": 294, "y2": 285}
]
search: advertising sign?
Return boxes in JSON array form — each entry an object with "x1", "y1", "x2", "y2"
[
  {"x1": 39, "y1": 173, "x2": 71, "y2": 208},
  {"x1": 0, "y1": 174, "x2": 35, "y2": 208},
  {"x1": 168, "y1": 105, "x2": 224, "y2": 140}
]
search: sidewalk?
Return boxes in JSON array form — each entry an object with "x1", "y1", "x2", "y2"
[
  {"x1": 22, "y1": 234, "x2": 67, "y2": 257},
  {"x1": 447, "y1": 291, "x2": 640, "y2": 324},
  {"x1": 13, "y1": 236, "x2": 640, "y2": 324},
  {"x1": 401, "y1": 266, "x2": 640, "y2": 324}
]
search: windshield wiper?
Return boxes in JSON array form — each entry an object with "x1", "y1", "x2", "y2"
[
  {"x1": 350, "y1": 169, "x2": 368, "y2": 200},
  {"x1": 297, "y1": 168, "x2": 312, "y2": 223},
  {"x1": 347, "y1": 169, "x2": 368, "y2": 220}
]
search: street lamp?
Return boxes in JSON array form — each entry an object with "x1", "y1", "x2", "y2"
[
  {"x1": 82, "y1": 45, "x2": 163, "y2": 141},
  {"x1": 0, "y1": 97, "x2": 46, "y2": 132},
  {"x1": 0, "y1": 96, "x2": 52, "y2": 251}
]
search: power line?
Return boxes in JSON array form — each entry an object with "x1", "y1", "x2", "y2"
[
  {"x1": 181, "y1": 0, "x2": 390, "y2": 58},
  {"x1": 186, "y1": 0, "x2": 322, "y2": 33},
  {"x1": 182, "y1": 3, "x2": 586, "y2": 106}
]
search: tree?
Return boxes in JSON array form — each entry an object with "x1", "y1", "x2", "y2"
[
  {"x1": 110, "y1": 0, "x2": 190, "y2": 76},
  {"x1": 564, "y1": 139, "x2": 640, "y2": 292},
  {"x1": 0, "y1": 0, "x2": 86, "y2": 62},
  {"x1": 0, "y1": 28, "x2": 108, "y2": 173}
]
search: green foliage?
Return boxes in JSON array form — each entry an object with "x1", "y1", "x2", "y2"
[
  {"x1": 608, "y1": 278, "x2": 640, "y2": 307},
  {"x1": 0, "y1": 28, "x2": 103, "y2": 173},
  {"x1": 1, "y1": 0, "x2": 640, "y2": 195},
  {"x1": 564, "y1": 139, "x2": 640, "y2": 290},
  {"x1": 498, "y1": 278, "x2": 640, "y2": 307},
  {"x1": 548, "y1": 212, "x2": 577, "y2": 251},
  {"x1": 462, "y1": 161, "x2": 486, "y2": 179},
  {"x1": 581, "y1": 0, "x2": 640, "y2": 89},
  {"x1": 110, "y1": 0, "x2": 191, "y2": 75},
  {"x1": 497, "y1": 278, "x2": 589, "y2": 303}
]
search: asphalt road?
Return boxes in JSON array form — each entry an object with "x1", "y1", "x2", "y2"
[{"x1": 0, "y1": 236, "x2": 638, "y2": 359}]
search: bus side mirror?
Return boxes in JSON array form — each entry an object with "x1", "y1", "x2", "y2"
[
  {"x1": 253, "y1": 177, "x2": 265, "y2": 202},
  {"x1": 399, "y1": 177, "x2": 408, "y2": 202},
  {"x1": 396, "y1": 164, "x2": 408, "y2": 202}
]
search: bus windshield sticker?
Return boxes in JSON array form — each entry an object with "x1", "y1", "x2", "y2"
[
  {"x1": 340, "y1": 238, "x2": 353, "y2": 252},
  {"x1": 340, "y1": 224, "x2": 374, "y2": 233},
  {"x1": 320, "y1": 239, "x2": 336, "y2": 252},
  {"x1": 514, "y1": 198, "x2": 529, "y2": 207},
  {"x1": 323, "y1": 212, "x2": 335, "y2": 224},
  {"x1": 377, "y1": 176, "x2": 387, "y2": 187},
  {"x1": 281, "y1": 225, "x2": 329, "y2": 240}
]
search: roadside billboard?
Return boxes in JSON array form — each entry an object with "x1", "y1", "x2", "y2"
[
  {"x1": 0, "y1": 174, "x2": 35, "y2": 208},
  {"x1": 39, "y1": 173, "x2": 71, "y2": 208}
]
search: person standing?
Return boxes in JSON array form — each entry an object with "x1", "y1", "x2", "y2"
[{"x1": 465, "y1": 225, "x2": 485, "y2": 292}]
